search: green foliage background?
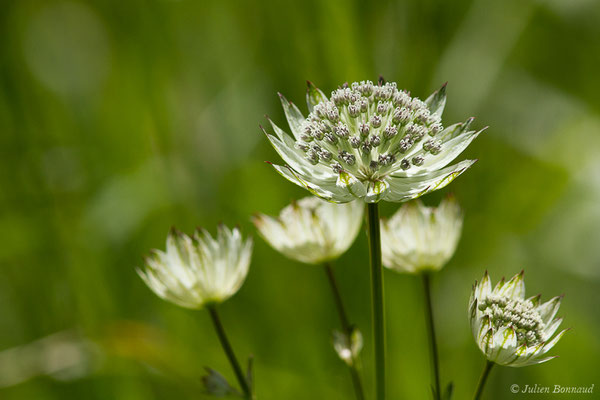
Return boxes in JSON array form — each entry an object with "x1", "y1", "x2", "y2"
[{"x1": 1, "y1": 0, "x2": 599, "y2": 399}]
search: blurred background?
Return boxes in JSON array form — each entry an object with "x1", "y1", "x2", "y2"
[{"x1": 1, "y1": 0, "x2": 599, "y2": 398}]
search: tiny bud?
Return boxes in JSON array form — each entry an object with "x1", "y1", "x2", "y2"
[
  {"x1": 430, "y1": 122, "x2": 443, "y2": 136},
  {"x1": 392, "y1": 107, "x2": 411, "y2": 124},
  {"x1": 307, "y1": 150, "x2": 319, "y2": 165},
  {"x1": 359, "y1": 123, "x2": 370, "y2": 137},
  {"x1": 348, "y1": 104, "x2": 360, "y2": 118},
  {"x1": 412, "y1": 156, "x2": 424, "y2": 166},
  {"x1": 371, "y1": 115, "x2": 382, "y2": 128},
  {"x1": 334, "y1": 122, "x2": 350, "y2": 138},
  {"x1": 400, "y1": 159, "x2": 411, "y2": 170},
  {"x1": 378, "y1": 153, "x2": 396, "y2": 165},
  {"x1": 295, "y1": 142, "x2": 309, "y2": 152},
  {"x1": 383, "y1": 125, "x2": 398, "y2": 139},
  {"x1": 319, "y1": 150, "x2": 332, "y2": 161},
  {"x1": 377, "y1": 101, "x2": 389, "y2": 115},
  {"x1": 370, "y1": 135, "x2": 381, "y2": 147},
  {"x1": 312, "y1": 128, "x2": 324, "y2": 141},
  {"x1": 359, "y1": 98, "x2": 369, "y2": 112},
  {"x1": 327, "y1": 108, "x2": 340, "y2": 122},
  {"x1": 331, "y1": 162, "x2": 343, "y2": 173},
  {"x1": 338, "y1": 150, "x2": 356, "y2": 166},
  {"x1": 324, "y1": 133, "x2": 338, "y2": 145},
  {"x1": 369, "y1": 160, "x2": 379, "y2": 169},
  {"x1": 350, "y1": 136, "x2": 361, "y2": 148}
]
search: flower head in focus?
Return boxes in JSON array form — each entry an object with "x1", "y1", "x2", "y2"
[
  {"x1": 252, "y1": 196, "x2": 363, "y2": 264},
  {"x1": 262, "y1": 79, "x2": 485, "y2": 203},
  {"x1": 469, "y1": 271, "x2": 568, "y2": 367},
  {"x1": 138, "y1": 226, "x2": 252, "y2": 309},
  {"x1": 381, "y1": 196, "x2": 462, "y2": 273}
]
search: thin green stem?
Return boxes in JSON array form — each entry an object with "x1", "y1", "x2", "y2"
[
  {"x1": 367, "y1": 203, "x2": 386, "y2": 400},
  {"x1": 207, "y1": 305, "x2": 251, "y2": 399},
  {"x1": 422, "y1": 272, "x2": 441, "y2": 400},
  {"x1": 324, "y1": 262, "x2": 350, "y2": 329},
  {"x1": 324, "y1": 262, "x2": 366, "y2": 400},
  {"x1": 473, "y1": 360, "x2": 494, "y2": 400}
]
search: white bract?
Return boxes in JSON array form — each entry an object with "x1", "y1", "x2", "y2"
[
  {"x1": 252, "y1": 196, "x2": 363, "y2": 264},
  {"x1": 469, "y1": 271, "x2": 567, "y2": 367},
  {"x1": 381, "y1": 197, "x2": 462, "y2": 273},
  {"x1": 138, "y1": 226, "x2": 252, "y2": 309},
  {"x1": 263, "y1": 80, "x2": 484, "y2": 203}
]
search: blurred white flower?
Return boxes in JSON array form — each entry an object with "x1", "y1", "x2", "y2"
[
  {"x1": 138, "y1": 226, "x2": 252, "y2": 309},
  {"x1": 253, "y1": 197, "x2": 364, "y2": 264},
  {"x1": 380, "y1": 197, "x2": 462, "y2": 273},
  {"x1": 0, "y1": 331, "x2": 99, "y2": 388},
  {"x1": 332, "y1": 327, "x2": 363, "y2": 367},
  {"x1": 262, "y1": 80, "x2": 483, "y2": 203},
  {"x1": 469, "y1": 271, "x2": 568, "y2": 367}
]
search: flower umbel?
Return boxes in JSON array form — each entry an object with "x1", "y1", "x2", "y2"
[
  {"x1": 381, "y1": 196, "x2": 462, "y2": 273},
  {"x1": 469, "y1": 271, "x2": 567, "y2": 367},
  {"x1": 262, "y1": 80, "x2": 484, "y2": 203},
  {"x1": 138, "y1": 226, "x2": 252, "y2": 309},
  {"x1": 252, "y1": 196, "x2": 363, "y2": 264}
]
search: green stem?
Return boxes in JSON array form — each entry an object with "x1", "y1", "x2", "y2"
[
  {"x1": 422, "y1": 272, "x2": 441, "y2": 400},
  {"x1": 324, "y1": 262, "x2": 366, "y2": 400},
  {"x1": 207, "y1": 305, "x2": 251, "y2": 399},
  {"x1": 473, "y1": 360, "x2": 494, "y2": 400},
  {"x1": 367, "y1": 203, "x2": 385, "y2": 400}
]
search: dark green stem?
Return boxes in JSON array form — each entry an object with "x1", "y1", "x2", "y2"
[
  {"x1": 367, "y1": 203, "x2": 385, "y2": 400},
  {"x1": 473, "y1": 360, "x2": 494, "y2": 400},
  {"x1": 422, "y1": 272, "x2": 441, "y2": 400},
  {"x1": 324, "y1": 262, "x2": 366, "y2": 400},
  {"x1": 207, "y1": 305, "x2": 251, "y2": 399}
]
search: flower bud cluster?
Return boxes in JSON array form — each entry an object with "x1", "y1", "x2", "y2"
[
  {"x1": 296, "y1": 81, "x2": 444, "y2": 180},
  {"x1": 478, "y1": 295, "x2": 546, "y2": 346}
]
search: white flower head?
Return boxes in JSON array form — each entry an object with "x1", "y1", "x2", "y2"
[
  {"x1": 381, "y1": 196, "x2": 462, "y2": 273},
  {"x1": 469, "y1": 271, "x2": 568, "y2": 367},
  {"x1": 138, "y1": 226, "x2": 253, "y2": 309},
  {"x1": 252, "y1": 196, "x2": 364, "y2": 264},
  {"x1": 262, "y1": 80, "x2": 485, "y2": 203}
]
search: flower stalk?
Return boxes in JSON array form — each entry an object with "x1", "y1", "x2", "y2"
[
  {"x1": 473, "y1": 360, "x2": 494, "y2": 400},
  {"x1": 367, "y1": 203, "x2": 386, "y2": 400},
  {"x1": 207, "y1": 305, "x2": 251, "y2": 399},
  {"x1": 422, "y1": 272, "x2": 441, "y2": 400},
  {"x1": 324, "y1": 262, "x2": 365, "y2": 400}
]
